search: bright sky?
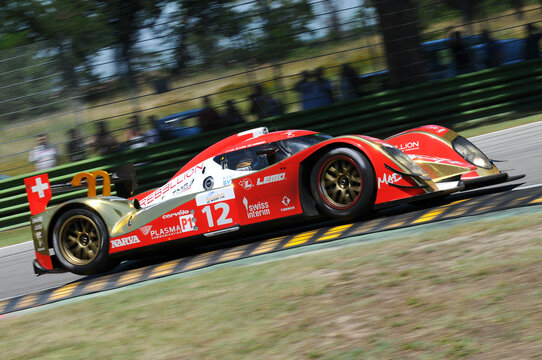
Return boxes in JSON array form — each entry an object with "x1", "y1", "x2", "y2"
[{"x1": 93, "y1": 0, "x2": 364, "y2": 78}]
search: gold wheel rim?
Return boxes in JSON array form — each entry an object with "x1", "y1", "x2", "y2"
[
  {"x1": 319, "y1": 156, "x2": 362, "y2": 209},
  {"x1": 59, "y1": 215, "x2": 101, "y2": 266}
]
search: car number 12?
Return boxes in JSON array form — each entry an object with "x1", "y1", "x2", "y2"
[{"x1": 201, "y1": 202, "x2": 233, "y2": 228}]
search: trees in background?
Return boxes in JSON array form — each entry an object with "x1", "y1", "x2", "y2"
[
  {"x1": 0, "y1": 0, "x2": 111, "y2": 89},
  {"x1": 0, "y1": 0, "x2": 537, "y2": 101},
  {"x1": 372, "y1": 0, "x2": 428, "y2": 88},
  {"x1": 93, "y1": 0, "x2": 165, "y2": 88}
]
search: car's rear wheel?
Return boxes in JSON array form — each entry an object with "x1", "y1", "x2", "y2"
[
  {"x1": 310, "y1": 147, "x2": 375, "y2": 220},
  {"x1": 53, "y1": 208, "x2": 112, "y2": 275}
]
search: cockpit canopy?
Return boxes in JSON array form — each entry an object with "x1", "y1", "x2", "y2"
[{"x1": 213, "y1": 133, "x2": 333, "y2": 171}]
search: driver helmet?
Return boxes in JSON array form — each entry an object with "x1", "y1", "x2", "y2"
[{"x1": 236, "y1": 160, "x2": 252, "y2": 171}]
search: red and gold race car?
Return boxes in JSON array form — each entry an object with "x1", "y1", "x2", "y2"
[{"x1": 25, "y1": 125, "x2": 523, "y2": 275}]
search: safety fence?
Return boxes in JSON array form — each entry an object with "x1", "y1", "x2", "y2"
[
  {"x1": 1, "y1": 58, "x2": 541, "y2": 231},
  {"x1": 1, "y1": 2, "x2": 541, "y2": 176}
]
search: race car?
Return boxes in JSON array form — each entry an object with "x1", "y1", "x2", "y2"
[{"x1": 25, "y1": 125, "x2": 523, "y2": 275}]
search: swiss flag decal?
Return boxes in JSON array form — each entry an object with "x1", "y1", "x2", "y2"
[{"x1": 24, "y1": 174, "x2": 52, "y2": 215}]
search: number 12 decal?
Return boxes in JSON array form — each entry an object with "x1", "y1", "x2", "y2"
[{"x1": 201, "y1": 202, "x2": 233, "y2": 228}]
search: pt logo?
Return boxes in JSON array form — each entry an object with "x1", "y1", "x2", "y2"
[
  {"x1": 378, "y1": 173, "x2": 402, "y2": 189},
  {"x1": 179, "y1": 214, "x2": 195, "y2": 232}
]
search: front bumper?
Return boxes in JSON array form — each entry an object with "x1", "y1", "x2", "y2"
[
  {"x1": 462, "y1": 172, "x2": 525, "y2": 190},
  {"x1": 374, "y1": 182, "x2": 465, "y2": 209},
  {"x1": 33, "y1": 259, "x2": 67, "y2": 276}
]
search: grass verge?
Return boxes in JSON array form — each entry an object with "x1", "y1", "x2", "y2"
[
  {"x1": 0, "y1": 226, "x2": 31, "y2": 248},
  {"x1": 2, "y1": 212, "x2": 542, "y2": 359}
]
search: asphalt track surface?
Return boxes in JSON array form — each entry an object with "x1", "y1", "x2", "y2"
[{"x1": 1, "y1": 121, "x2": 541, "y2": 314}]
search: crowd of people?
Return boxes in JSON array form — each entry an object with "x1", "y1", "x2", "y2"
[
  {"x1": 28, "y1": 23, "x2": 541, "y2": 172},
  {"x1": 28, "y1": 115, "x2": 162, "y2": 171},
  {"x1": 450, "y1": 23, "x2": 540, "y2": 75}
]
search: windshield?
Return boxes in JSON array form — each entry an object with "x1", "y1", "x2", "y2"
[
  {"x1": 213, "y1": 133, "x2": 332, "y2": 171},
  {"x1": 278, "y1": 133, "x2": 333, "y2": 155}
]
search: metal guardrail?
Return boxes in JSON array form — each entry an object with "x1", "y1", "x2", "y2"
[{"x1": 1, "y1": 59, "x2": 541, "y2": 231}]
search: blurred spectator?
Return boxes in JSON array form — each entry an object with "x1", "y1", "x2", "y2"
[
  {"x1": 313, "y1": 67, "x2": 335, "y2": 106},
  {"x1": 450, "y1": 30, "x2": 472, "y2": 74},
  {"x1": 340, "y1": 63, "x2": 364, "y2": 101},
  {"x1": 248, "y1": 84, "x2": 284, "y2": 120},
  {"x1": 125, "y1": 115, "x2": 141, "y2": 140},
  {"x1": 295, "y1": 71, "x2": 314, "y2": 110},
  {"x1": 125, "y1": 114, "x2": 148, "y2": 149},
  {"x1": 525, "y1": 23, "x2": 541, "y2": 60},
  {"x1": 481, "y1": 29, "x2": 501, "y2": 68},
  {"x1": 93, "y1": 121, "x2": 119, "y2": 156},
  {"x1": 222, "y1": 100, "x2": 245, "y2": 126},
  {"x1": 248, "y1": 84, "x2": 268, "y2": 120},
  {"x1": 66, "y1": 128, "x2": 86, "y2": 162},
  {"x1": 294, "y1": 68, "x2": 335, "y2": 110},
  {"x1": 28, "y1": 133, "x2": 59, "y2": 171},
  {"x1": 199, "y1": 96, "x2": 223, "y2": 131},
  {"x1": 145, "y1": 115, "x2": 162, "y2": 144}
]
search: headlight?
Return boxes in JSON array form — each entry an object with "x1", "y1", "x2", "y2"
[
  {"x1": 382, "y1": 146, "x2": 431, "y2": 180},
  {"x1": 452, "y1": 136, "x2": 493, "y2": 169}
]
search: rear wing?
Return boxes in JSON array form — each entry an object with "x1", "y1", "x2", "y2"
[{"x1": 24, "y1": 164, "x2": 137, "y2": 216}]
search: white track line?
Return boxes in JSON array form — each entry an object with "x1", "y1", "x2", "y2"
[{"x1": 470, "y1": 120, "x2": 542, "y2": 141}]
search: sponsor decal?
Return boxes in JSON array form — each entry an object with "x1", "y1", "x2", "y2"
[
  {"x1": 111, "y1": 235, "x2": 140, "y2": 248},
  {"x1": 243, "y1": 197, "x2": 271, "y2": 218},
  {"x1": 32, "y1": 216, "x2": 43, "y2": 224},
  {"x1": 150, "y1": 226, "x2": 182, "y2": 240},
  {"x1": 256, "y1": 173, "x2": 286, "y2": 186},
  {"x1": 196, "y1": 186, "x2": 235, "y2": 206},
  {"x1": 424, "y1": 125, "x2": 447, "y2": 134},
  {"x1": 282, "y1": 196, "x2": 291, "y2": 207},
  {"x1": 140, "y1": 225, "x2": 152, "y2": 236},
  {"x1": 397, "y1": 141, "x2": 419, "y2": 151},
  {"x1": 147, "y1": 215, "x2": 196, "y2": 240},
  {"x1": 150, "y1": 221, "x2": 194, "y2": 239},
  {"x1": 286, "y1": 130, "x2": 296, "y2": 138},
  {"x1": 239, "y1": 178, "x2": 253, "y2": 190},
  {"x1": 31, "y1": 216, "x2": 46, "y2": 251},
  {"x1": 162, "y1": 209, "x2": 190, "y2": 219},
  {"x1": 170, "y1": 179, "x2": 195, "y2": 198},
  {"x1": 140, "y1": 165, "x2": 202, "y2": 206},
  {"x1": 280, "y1": 195, "x2": 295, "y2": 212},
  {"x1": 179, "y1": 214, "x2": 196, "y2": 232},
  {"x1": 223, "y1": 174, "x2": 234, "y2": 186},
  {"x1": 378, "y1": 173, "x2": 402, "y2": 189},
  {"x1": 238, "y1": 173, "x2": 286, "y2": 190}
]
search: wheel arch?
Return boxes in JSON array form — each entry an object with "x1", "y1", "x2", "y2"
[
  {"x1": 298, "y1": 141, "x2": 377, "y2": 215},
  {"x1": 46, "y1": 202, "x2": 102, "y2": 252}
]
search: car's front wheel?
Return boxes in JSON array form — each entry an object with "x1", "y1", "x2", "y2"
[
  {"x1": 310, "y1": 147, "x2": 375, "y2": 220},
  {"x1": 52, "y1": 208, "x2": 112, "y2": 275}
]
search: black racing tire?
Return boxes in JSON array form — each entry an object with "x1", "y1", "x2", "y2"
[
  {"x1": 52, "y1": 208, "x2": 112, "y2": 275},
  {"x1": 310, "y1": 147, "x2": 376, "y2": 220}
]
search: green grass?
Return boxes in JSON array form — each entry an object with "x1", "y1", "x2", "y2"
[
  {"x1": 1, "y1": 212, "x2": 542, "y2": 359},
  {"x1": 460, "y1": 113, "x2": 542, "y2": 138},
  {"x1": 0, "y1": 226, "x2": 31, "y2": 248}
]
